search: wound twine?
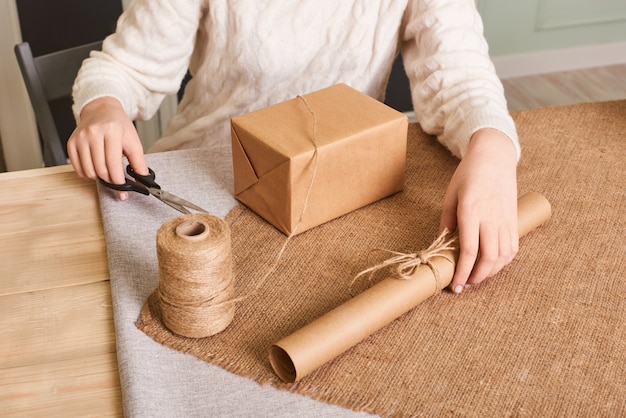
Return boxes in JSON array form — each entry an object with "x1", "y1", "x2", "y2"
[
  {"x1": 157, "y1": 213, "x2": 235, "y2": 338},
  {"x1": 155, "y1": 95, "x2": 319, "y2": 337}
]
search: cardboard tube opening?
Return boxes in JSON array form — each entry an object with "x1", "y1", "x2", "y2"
[
  {"x1": 269, "y1": 345, "x2": 297, "y2": 383},
  {"x1": 175, "y1": 220, "x2": 210, "y2": 241}
]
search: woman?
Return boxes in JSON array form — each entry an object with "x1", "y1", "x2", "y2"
[{"x1": 68, "y1": 0, "x2": 519, "y2": 293}]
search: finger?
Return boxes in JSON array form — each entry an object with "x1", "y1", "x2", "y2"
[
  {"x1": 485, "y1": 226, "x2": 509, "y2": 279},
  {"x1": 450, "y1": 215, "x2": 479, "y2": 293},
  {"x1": 86, "y1": 133, "x2": 126, "y2": 200},
  {"x1": 89, "y1": 132, "x2": 113, "y2": 183},
  {"x1": 467, "y1": 223, "x2": 499, "y2": 285},
  {"x1": 76, "y1": 139, "x2": 98, "y2": 180},
  {"x1": 510, "y1": 224, "x2": 520, "y2": 261},
  {"x1": 103, "y1": 134, "x2": 125, "y2": 185},
  {"x1": 124, "y1": 134, "x2": 149, "y2": 176},
  {"x1": 67, "y1": 138, "x2": 86, "y2": 178},
  {"x1": 439, "y1": 192, "x2": 458, "y2": 235},
  {"x1": 488, "y1": 224, "x2": 519, "y2": 278},
  {"x1": 471, "y1": 224, "x2": 501, "y2": 284},
  {"x1": 116, "y1": 190, "x2": 129, "y2": 201},
  {"x1": 102, "y1": 131, "x2": 131, "y2": 201}
]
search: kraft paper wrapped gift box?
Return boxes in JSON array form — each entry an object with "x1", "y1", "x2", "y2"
[{"x1": 230, "y1": 83, "x2": 408, "y2": 236}]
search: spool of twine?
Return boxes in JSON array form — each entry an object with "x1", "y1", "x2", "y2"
[
  {"x1": 155, "y1": 95, "x2": 317, "y2": 339},
  {"x1": 156, "y1": 213, "x2": 235, "y2": 338}
]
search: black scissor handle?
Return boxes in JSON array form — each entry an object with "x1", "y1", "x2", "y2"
[
  {"x1": 126, "y1": 166, "x2": 160, "y2": 189},
  {"x1": 97, "y1": 166, "x2": 157, "y2": 196},
  {"x1": 98, "y1": 177, "x2": 150, "y2": 195}
]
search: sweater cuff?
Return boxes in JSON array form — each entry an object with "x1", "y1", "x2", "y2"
[
  {"x1": 449, "y1": 110, "x2": 521, "y2": 162},
  {"x1": 72, "y1": 80, "x2": 135, "y2": 124}
]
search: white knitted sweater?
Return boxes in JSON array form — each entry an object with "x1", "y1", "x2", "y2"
[{"x1": 72, "y1": 0, "x2": 519, "y2": 158}]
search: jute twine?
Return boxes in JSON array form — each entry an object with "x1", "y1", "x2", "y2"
[
  {"x1": 352, "y1": 229, "x2": 457, "y2": 291},
  {"x1": 155, "y1": 95, "x2": 319, "y2": 338},
  {"x1": 157, "y1": 213, "x2": 234, "y2": 338},
  {"x1": 229, "y1": 94, "x2": 320, "y2": 301},
  {"x1": 208, "y1": 94, "x2": 321, "y2": 309}
]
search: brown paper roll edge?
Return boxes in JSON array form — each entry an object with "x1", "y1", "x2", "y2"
[{"x1": 269, "y1": 192, "x2": 552, "y2": 382}]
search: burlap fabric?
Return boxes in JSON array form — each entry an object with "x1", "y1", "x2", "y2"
[{"x1": 137, "y1": 101, "x2": 626, "y2": 417}]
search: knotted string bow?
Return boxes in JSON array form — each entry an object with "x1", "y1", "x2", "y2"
[{"x1": 352, "y1": 229, "x2": 457, "y2": 291}]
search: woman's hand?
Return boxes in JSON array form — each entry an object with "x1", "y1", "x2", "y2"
[
  {"x1": 439, "y1": 128, "x2": 519, "y2": 293},
  {"x1": 67, "y1": 96, "x2": 148, "y2": 200}
]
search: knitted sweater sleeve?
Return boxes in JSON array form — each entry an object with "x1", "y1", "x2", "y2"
[
  {"x1": 400, "y1": 0, "x2": 520, "y2": 160},
  {"x1": 72, "y1": 0, "x2": 202, "y2": 123}
]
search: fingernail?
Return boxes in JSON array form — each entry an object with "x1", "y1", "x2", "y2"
[
  {"x1": 454, "y1": 285, "x2": 463, "y2": 294},
  {"x1": 464, "y1": 284, "x2": 471, "y2": 289},
  {"x1": 120, "y1": 192, "x2": 128, "y2": 201}
]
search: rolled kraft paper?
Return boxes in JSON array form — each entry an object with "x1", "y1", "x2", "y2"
[
  {"x1": 157, "y1": 213, "x2": 235, "y2": 338},
  {"x1": 269, "y1": 191, "x2": 552, "y2": 382}
]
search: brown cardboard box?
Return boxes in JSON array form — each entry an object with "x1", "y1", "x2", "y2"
[{"x1": 231, "y1": 83, "x2": 408, "y2": 236}]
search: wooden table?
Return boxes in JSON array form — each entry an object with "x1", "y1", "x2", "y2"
[{"x1": 0, "y1": 165, "x2": 122, "y2": 416}]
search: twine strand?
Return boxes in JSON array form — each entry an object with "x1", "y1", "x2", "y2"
[
  {"x1": 352, "y1": 229, "x2": 457, "y2": 292},
  {"x1": 164, "y1": 94, "x2": 321, "y2": 322},
  {"x1": 226, "y1": 95, "x2": 319, "y2": 304}
]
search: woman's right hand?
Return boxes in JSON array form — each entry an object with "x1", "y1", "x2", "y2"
[{"x1": 67, "y1": 96, "x2": 149, "y2": 200}]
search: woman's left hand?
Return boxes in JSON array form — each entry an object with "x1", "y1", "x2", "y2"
[{"x1": 439, "y1": 128, "x2": 519, "y2": 293}]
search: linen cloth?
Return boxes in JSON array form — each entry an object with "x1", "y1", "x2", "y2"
[{"x1": 98, "y1": 139, "x2": 370, "y2": 416}]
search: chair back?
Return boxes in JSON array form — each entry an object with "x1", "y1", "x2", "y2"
[{"x1": 14, "y1": 41, "x2": 102, "y2": 166}]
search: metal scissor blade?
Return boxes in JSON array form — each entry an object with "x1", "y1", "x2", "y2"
[
  {"x1": 147, "y1": 188, "x2": 190, "y2": 214},
  {"x1": 151, "y1": 189, "x2": 208, "y2": 213}
]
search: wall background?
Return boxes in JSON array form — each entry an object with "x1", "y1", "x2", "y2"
[
  {"x1": 477, "y1": 0, "x2": 626, "y2": 77},
  {"x1": 478, "y1": 0, "x2": 626, "y2": 55}
]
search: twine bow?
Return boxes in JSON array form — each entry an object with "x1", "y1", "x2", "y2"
[{"x1": 353, "y1": 229, "x2": 458, "y2": 291}]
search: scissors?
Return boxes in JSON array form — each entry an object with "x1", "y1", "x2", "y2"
[{"x1": 98, "y1": 165, "x2": 208, "y2": 214}]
